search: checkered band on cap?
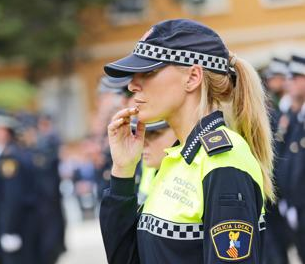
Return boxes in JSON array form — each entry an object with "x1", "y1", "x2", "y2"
[
  {"x1": 133, "y1": 42, "x2": 229, "y2": 74},
  {"x1": 137, "y1": 213, "x2": 204, "y2": 240}
]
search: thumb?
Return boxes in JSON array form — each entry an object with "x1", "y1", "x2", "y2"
[{"x1": 135, "y1": 121, "x2": 146, "y2": 141}]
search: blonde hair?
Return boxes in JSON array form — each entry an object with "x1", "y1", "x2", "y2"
[{"x1": 198, "y1": 53, "x2": 275, "y2": 202}]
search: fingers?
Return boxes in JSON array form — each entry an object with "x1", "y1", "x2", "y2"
[
  {"x1": 111, "y1": 107, "x2": 139, "y2": 122},
  {"x1": 135, "y1": 121, "x2": 146, "y2": 139},
  {"x1": 108, "y1": 117, "x2": 130, "y2": 136}
]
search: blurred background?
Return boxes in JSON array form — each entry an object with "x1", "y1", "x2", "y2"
[{"x1": 0, "y1": 0, "x2": 305, "y2": 263}]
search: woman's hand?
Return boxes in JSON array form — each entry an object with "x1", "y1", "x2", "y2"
[{"x1": 108, "y1": 107, "x2": 145, "y2": 178}]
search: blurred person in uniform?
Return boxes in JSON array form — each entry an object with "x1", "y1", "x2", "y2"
[
  {"x1": 262, "y1": 58, "x2": 291, "y2": 264},
  {"x1": 130, "y1": 120, "x2": 176, "y2": 205},
  {"x1": 283, "y1": 55, "x2": 305, "y2": 262},
  {"x1": 265, "y1": 55, "x2": 305, "y2": 264},
  {"x1": 263, "y1": 57, "x2": 289, "y2": 131},
  {"x1": 97, "y1": 76, "x2": 133, "y2": 198},
  {"x1": 0, "y1": 111, "x2": 36, "y2": 264},
  {"x1": 73, "y1": 136, "x2": 99, "y2": 219},
  {"x1": 34, "y1": 113, "x2": 65, "y2": 264}
]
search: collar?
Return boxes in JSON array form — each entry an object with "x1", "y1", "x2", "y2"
[{"x1": 180, "y1": 111, "x2": 225, "y2": 164}]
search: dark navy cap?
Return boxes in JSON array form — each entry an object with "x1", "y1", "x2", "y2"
[
  {"x1": 263, "y1": 57, "x2": 288, "y2": 79},
  {"x1": 289, "y1": 55, "x2": 305, "y2": 76},
  {"x1": 104, "y1": 19, "x2": 229, "y2": 77},
  {"x1": 99, "y1": 76, "x2": 132, "y2": 93},
  {"x1": 130, "y1": 118, "x2": 169, "y2": 132}
]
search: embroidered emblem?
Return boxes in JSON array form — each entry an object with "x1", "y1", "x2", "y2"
[
  {"x1": 33, "y1": 155, "x2": 46, "y2": 167},
  {"x1": 0, "y1": 159, "x2": 18, "y2": 178},
  {"x1": 199, "y1": 129, "x2": 233, "y2": 156},
  {"x1": 140, "y1": 28, "x2": 154, "y2": 41},
  {"x1": 210, "y1": 220, "x2": 253, "y2": 262},
  {"x1": 208, "y1": 135, "x2": 222, "y2": 143}
]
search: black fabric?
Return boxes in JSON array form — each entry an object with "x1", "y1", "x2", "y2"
[
  {"x1": 0, "y1": 143, "x2": 37, "y2": 264},
  {"x1": 137, "y1": 230, "x2": 203, "y2": 264},
  {"x1": 110, "y1": 176, "x2": 136, "y2": 196},
  {"x1": 100, "y1": 177, "x2": 140, "y2": 264},
  {"x1": 202, "y1": 167, "x2": 264, "y2": 263}
]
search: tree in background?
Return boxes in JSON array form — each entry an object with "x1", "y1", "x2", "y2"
[{"x1": 0, "y1": 0, "x2": 109, "y2": 81}]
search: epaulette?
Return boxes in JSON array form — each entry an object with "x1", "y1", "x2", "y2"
[{"x1": 199, "y1": 129, "x2": 233, "y2": 156}]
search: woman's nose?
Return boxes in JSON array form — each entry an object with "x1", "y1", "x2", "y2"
[
  {"x1": 144, "y1": 138, "x2": 149, "y2": 147},
  {"x1": 128, "y1": 74, "x2": 142, "y2": 92}
]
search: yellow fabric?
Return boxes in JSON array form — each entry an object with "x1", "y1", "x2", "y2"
[
  {"x1": 139, "y1": 163, "x2": 157, "y2": 197},
  {"x1": 142, "y1": 126, "x2": 265, "y2": 222}
]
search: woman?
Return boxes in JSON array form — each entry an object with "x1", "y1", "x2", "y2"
[
  {"x1": 132, "y1": 120, "x2": 176, "y2": 205},
  {"x1": 100, "y1": 19, "x2": 274, "y2": 264}
]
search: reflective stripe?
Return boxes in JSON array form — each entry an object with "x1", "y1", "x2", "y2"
[
  {"x1": 137, "y1": 214, "x2": 204, "y2": 240},
  {"x1": 258, "y1": 214, "x2": 266, "y2": 231}
]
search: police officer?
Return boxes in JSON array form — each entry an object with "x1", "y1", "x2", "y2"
[
  {"x1": 34, "y1": 114, "x2": 65, "y2": 264},
  {"x1": 100, "y1": 19, "x2": 273, "y2": 263},
  {"x1": 0, "y1": 112, "x2": 36, "y2": 264},
  {"x1": 263, "y1": 57, "x2": 289, "y2": 132},
  {"x1": 284, "y1": 55, "x2": 305, "y2": 262},
  {"x1": 263, "y1": 58, "x2": 291, "y2": 264},
  {"x1": 130, "y1": 120, "x2": 176, "y2": 205},
  {"x1": 97, "y1": 76, "x2": 134, "y2": 198}
]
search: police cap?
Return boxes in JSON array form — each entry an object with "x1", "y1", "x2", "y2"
[
  {"x1": 130, "y1": 118, "x2": 169, "y2": 132},
  {"x1": 104, "y1": 19, "x2": 229, "y2": 77},
  {"x1": 289, "y1": 55, "x2": 305, "y2": 76}
]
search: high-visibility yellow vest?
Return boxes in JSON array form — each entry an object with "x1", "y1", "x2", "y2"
[{"x1": 142, "y1": 126, "x2": 265, "y2": 223}]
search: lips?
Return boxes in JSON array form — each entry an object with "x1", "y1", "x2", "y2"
[{"x1": 134, "y1": 98, "x2": 146, "y2": 104}]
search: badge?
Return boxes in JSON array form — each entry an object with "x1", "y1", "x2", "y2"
[
  {"x1": 199, "y1": 130, "x2": 233, "y2": 156},
  {"x1": 0, "y1": 159, "x2": 18, "y2": 178},
  {"x1": 210, "y1": 220, "x2": 253, "y2": 261},
  {"x1": 140, "y1": 28, "x2": 154, "y2": 41},
  {"x1": 33, "y1": 155, "x2": 46, "y2": 167},
  {"x1": 289, "y1": 142, "x2": 299, "y2": 153}
]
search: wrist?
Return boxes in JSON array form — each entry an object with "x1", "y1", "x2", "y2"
[
  {"x1": 110, "y1": 176, "x2": 135, "y2": 196},
  {"x1": 111, "y1": 164, "x2": 136, "y2": 178}
]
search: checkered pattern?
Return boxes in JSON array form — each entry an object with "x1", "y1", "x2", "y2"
[
  {"x1": 137, "y1": 214, "x2": 204, "y2": 240},
  {"x1": 133, "y1": 42, "x2": 228, "y2": 74},
  {"x1": 182, "y1": 117, "x2": 224, "y2": 160}
]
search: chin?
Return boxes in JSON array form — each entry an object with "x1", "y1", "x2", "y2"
[{"x1": 137, "y1": 110, "x2": 163, "y2": 124}]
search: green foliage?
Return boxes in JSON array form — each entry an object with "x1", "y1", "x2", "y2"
[
  {"x1": 0, "y1": 0, "x2": 108, "y2": 67},
  {"x1": 0, "y1": 79, "x2": 36, "y2": 110}
]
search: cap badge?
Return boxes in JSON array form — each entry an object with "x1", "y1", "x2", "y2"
[{"x1": 140, "y1": 28, "x2": 154, "y2": 42}]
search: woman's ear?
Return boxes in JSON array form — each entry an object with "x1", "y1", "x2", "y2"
[{"x1": 185, "y1": 65, "x2": 203, "y2": 92}]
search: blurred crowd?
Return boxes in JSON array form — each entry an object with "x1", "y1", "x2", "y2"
[
  {"x1": 262, "y1": 55, "x2": 305, "y2": 264},
  {"x1": 0, "y1": 53, "x2": 305, "y2": 264}
]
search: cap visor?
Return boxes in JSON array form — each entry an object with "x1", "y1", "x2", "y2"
[{"x1": 104, "y1": 54, "x2": 166, "y2": 77}]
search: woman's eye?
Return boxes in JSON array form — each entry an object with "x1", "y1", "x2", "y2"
[{"x1": 144, "y1": 70, "x2": 159, "y2": 77}]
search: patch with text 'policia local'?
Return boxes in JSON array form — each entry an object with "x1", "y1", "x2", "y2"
[
  {"x1": 210, "y1": 220, "x2": 253, "y2": 262},
  {"x1": 199, "y1": 129, "x2": 233, "y2": 156}
]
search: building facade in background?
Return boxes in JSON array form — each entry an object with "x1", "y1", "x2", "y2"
[{"x1": 1, "y1": 0, "x2": 305, "y2": 140}]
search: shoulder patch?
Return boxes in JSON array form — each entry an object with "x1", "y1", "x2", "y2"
[
  {"x1": 210, "y1": 220, "x2": 253, "y2": 262},
  {"x1": 199, "y1": 129, "x2": 233, "y2": 156},
  {"x1": 0, "y1": 159, "x2": 19, "y2": 178}
]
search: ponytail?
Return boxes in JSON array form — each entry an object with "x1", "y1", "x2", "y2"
[
  {"x1": 231, "y1": 55, "x2": 274, "y2": 202},
  {"x1": 199, "y1": 54, "x2": 275, "y2": 202}
]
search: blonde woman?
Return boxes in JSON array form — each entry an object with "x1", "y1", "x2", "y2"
[{"x1": 100, "y1": 19, "x2": 274, "y2": 264}]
